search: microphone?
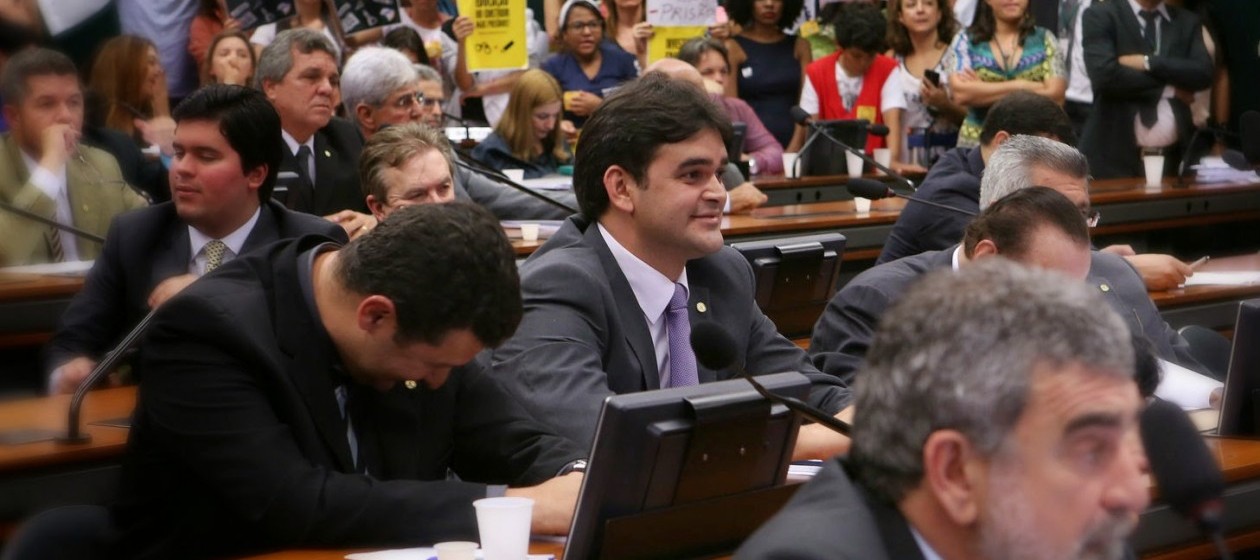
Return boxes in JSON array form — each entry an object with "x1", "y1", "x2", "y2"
[
  {"x1": 789, "y1": 107, "x2": 915, "y2": 191},
  {"x1": 690, "y1": 322, "x2": 850, "y2": 436},
  {"x1": 452, "y1": 149, "x2": 578, "y2": 214},
  {"x1": 1222, "y1": 149, "x2": 1251, "y2": 171},
  {"x1": 59, "y1": 308, "x2": 159, "y2": 443},
  {"x1": 1140, "y1": 398, "x2": 1232, "y2": 559},
  {"x1": 0, "y1": 200, "x2": 105, "y2": 244},
  {"x1": 846, "y1": 177, "x2": 977, "y2": 217}
]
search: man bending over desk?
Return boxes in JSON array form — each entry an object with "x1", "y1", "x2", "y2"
[
  {"x1": 111, "y1": 202, "x2": 584, "y2": 559},
  {"x1": 491, "y1": 73, "x2": 852, "y2": 459}
]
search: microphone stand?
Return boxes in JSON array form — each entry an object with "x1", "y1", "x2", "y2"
[
  {"x1": 0, "y1": 200, "x2": 105, "y2": 244},
  {"x1": 803, "y1": 120, "x2": 918, "y2": 192},
  {"x1": 452, "y1": 150, "x2": 578, "y2": 214},
  {"x1": 740, "y1": 373, "x2": 850, "y2": 435},
  {"x1": 846, "y1": 179, "x2": 977, "y2": 217},
  {"x1": 59, "y1": 308, "x2": 158, "y2": 444}
]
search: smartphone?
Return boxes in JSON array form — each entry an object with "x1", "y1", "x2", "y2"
[{"x1": 923, "y1": 70, "x2": 941, "y2": 87}]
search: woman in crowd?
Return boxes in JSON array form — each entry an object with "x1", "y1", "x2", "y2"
[
  {"x1": 943, "y1": 0, "x2": 1065, "y2": 147},
  {"x1": 89, "y1": 35, "x2": 174, "y2": 156},
  {"x1": 724, "y1": 0, "x2": 811, "y2": 148},
  {"x1": 886, "y1": 0, "x2": 966, "y2": 165},
  {"x1": 605, "y1": 0, "x2": 650, "y2": 68},
  {"x1": 381, "y1": 26, "x2": 432, "y2": 66},
  {"x1": 187, "y1": 0, "x2": 241, "y2": 68},
  {"x1": 541, "y1": 0, "x2": 638, "y2": 128},
  {"x1": 472, "y1": 69, "x2": 571, "y2": 179},
  {"x1": 678, "y1": 37, "x2": 784, "y2": 175},
  {"x1": 200, "y1": 31, "x2": 255, "y2": 87}
]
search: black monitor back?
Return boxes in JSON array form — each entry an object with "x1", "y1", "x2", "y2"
[
  {"x1": 1216, "y1": 299, "x2": 1260, "y2": 436},
  {"x1": 564, "y1": 372, "x2": 810, "y2": 560},
  {"x1": 799, "y1": 119, "x2": 868, "y2": 177},
  {"x1": 730, "y1": 233, "x2": 846, "y2": 338}
]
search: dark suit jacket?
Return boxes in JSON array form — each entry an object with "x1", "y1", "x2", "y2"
[
  {"x1": 1081, "y1": 0, "x2": 1213, "y2": 178},
  {"x1": 278, "y1": 118, "x2": 368, "y2": 216},
  {"x1": 453, "y1": 162, "x2": 576, "y2": 220},
  {"x1": 736, "y1": 457, "x2": 926, "y2": 560},
  {"x1": 876, "y1": 147, "x2": 983, "y2": 264},
  {"x1": 111, "y1": 236, "x2": 583, "y2": 559},
  {"x1": 490, "y1": 214, "x2": 852, "y2": 448},
  {"x1": 44, "y1": 200, "x2": 346, "y2": 374},
  {"x1": 810, "y1": 247, "x2": 1205, "y2": 381}
]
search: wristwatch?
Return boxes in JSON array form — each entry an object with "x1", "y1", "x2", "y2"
[
  {"x1": 558, "y1": 459, "x2": 588, "y2": 476},
  {"x1": 1143, "y1": 55, "x2": 1151, "y2": 71}
]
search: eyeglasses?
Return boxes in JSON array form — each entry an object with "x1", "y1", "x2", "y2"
[
  {"x1": 1084, "y1": 209, "x2": 1101, "y2": 228},
  {"x1": 566, "y1": 21, "x2": 601, "y2": 32},
  {"x1": 390, "y1": 92, "x2": 444, "y2": 109}
]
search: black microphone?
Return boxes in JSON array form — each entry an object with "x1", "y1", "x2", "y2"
[
  {"x1": 452, "y1": 149, "x2": 578, "y2": 214},
  {"x1": 58, "y1": 308, "x2": 159, "y2": 443},
  {"x1": 846, "y1": 178, "x2": 977, "y2": 217},
  {"x1": 789, "y1": 106, "x2": 915, "y2": 191},
  {"x1": 0, "y1": 200, "x2": 105, "y2": 244},
  {"x1": 690, "y1": 322, "x2": 851, "y2": 436},
  {"x1": 1241, "y1": 110, "x2": 1260, "y2": 165},
  {"x1": 1222, "y1": 149, "x2": 1251, "y2": 171},
  {"x1": 1140, "y1": 398, "x2": 1232, "y2": 559}
]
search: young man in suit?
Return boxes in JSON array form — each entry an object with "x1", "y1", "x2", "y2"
[
  {"x1": 0, "y1": 48, "x2": 147, "y2": 266},
  {"x1": 45, "y1": 84, "x2": 347, "y2": 394},
  {"x1": 112, "y1": 202, "x2": 585, "y2": 559},
  {"x1": 1080, "y1": 0, "x2": 1213, "y2": 178},
  {"x1": 491, "y1": 73, "x2": 852, "y2": 458},
  {"x1": 738, "y1": 259, "x2": 1149, "y2": 559}
]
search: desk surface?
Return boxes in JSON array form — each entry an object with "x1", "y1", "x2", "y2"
[{"x1": 0, "y1": 386, "x2": 134, "y2": 473}]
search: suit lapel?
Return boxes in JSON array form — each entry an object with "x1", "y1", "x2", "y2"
[
  {"x1": 584, "y1": 223, "x2": 662, "y2": 390},
  {"x1": 151, "y1": 218, "x2": 191, "y2": 287},
  {"x1": 685, "y1": 279, "x2": 718, "y2": 384},
  {"x1": 312, "y1": 132, "x2": 337, "y2": 214},
  {"x1": 241, "y1": 202, "x2": 280, "y2": 254}
]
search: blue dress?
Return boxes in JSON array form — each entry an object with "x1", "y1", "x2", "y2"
[
  {"x1": 541, "y1": 41, "x2": 639, "y2": 127},
  {"x1": 734, "y1": 34, "x2": 801, "y2": 148}
]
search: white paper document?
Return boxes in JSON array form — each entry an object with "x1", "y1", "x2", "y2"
[
  {"x1": 1183, "y1": 271, "x2": 1260, "y2": 287},
  {"x1": 1154, "y1": 358, "x2": 1223, "y2": 411}
]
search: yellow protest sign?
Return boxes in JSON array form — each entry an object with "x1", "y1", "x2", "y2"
[
  {"x1": 456, "y1": 0, "x2": 527, "y2": 71},
  {"x1": 647, "y1": 25, "x2": 708, "y2": 64}
]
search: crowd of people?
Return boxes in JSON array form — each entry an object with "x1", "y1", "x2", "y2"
[{"x1": 0, "y1": 0, "x2": 1255, "y2": 558}]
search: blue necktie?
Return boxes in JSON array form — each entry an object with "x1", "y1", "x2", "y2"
[{"x1": 666, "y1": 283, "x2": 698, "y2": 387}]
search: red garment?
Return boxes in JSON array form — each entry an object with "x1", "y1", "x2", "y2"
[
  {"x1": 188, "y1": 15, "x2": 225, "y2": 68},
  {"x1": 805, "y1": 52, "x2": 897, "y2": 152}
]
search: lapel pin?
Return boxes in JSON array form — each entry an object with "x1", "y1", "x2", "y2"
[
  {"x1": 404, "y1": 380, "x2": 417, "y2": 389},
  {"x1": 696, "y1": 302, "x2": 707, "y2": 313},
  {"x1": 1099, "y1": 284, "x2": 1111, "y2": 293},
  {"x1": 324, "y1": 149, "x2": 332, "y2": 158}
]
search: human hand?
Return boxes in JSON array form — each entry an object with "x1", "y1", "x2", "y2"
[
  {"x1": 452, "y1": 16, "x2": 475, "y2": 42},
  {"x1": 632, "y1": 21, "x2": 653, "y2": 51},
  {"x1": 53, "y1": 356, "x2": 99, "y2": 395},
  {"x1": 324, "y1": 210, "x2": 377, "y2": 239},
  {"x1": 1123, "y1": 253, "x2": 1194, "y2": 291},
  {"x1": 727, "y1": 182, "x2": 767, "y2": 214},
  {"x1": 1119, "y1": 54, "x2": 1146, "y2": 71},
  {"x1": 791, "y1": 406, "x2": 855, "y2": 461},
  {"x1": 567, "y1": 91, "x2": 601, "y2": 116},
  {"x1": 39, "y1": 123, "x2": 78, "y2": 170},
  {"x1": 920, "y1": 79, "x2": 950, "y2": 109},
  {"x1": 135, "y1": 116, "x2": 177, "y2": 156},
  {"x1": 505, "y1": 472, "x2": 584, "y2": 534},
  {"x1": 213, "y1": 58, "x2": 250, "y2": 86},
  {"x1": 148, "y1": 273, "x2": 200, "y2": 309},
  {"x1": 707, "y1": 22, "x2": 731, "y2": 40}
]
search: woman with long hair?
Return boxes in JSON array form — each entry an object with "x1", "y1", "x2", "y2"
[
  {"x1": 886, "y1": 0, "x2": 966, "y2": 165},
  {"x1": 472, "y1": 69, "x2": 571, "y2": 178},
  {"x1": 201, "y1": 30, "x2": 256, "y2": 87},
  {"x1": 943, "y1": 0, "x2": 1066, "y2": 147},
  {"x1": 89, "y1": 35, "x2": 174, "y2": 154}
]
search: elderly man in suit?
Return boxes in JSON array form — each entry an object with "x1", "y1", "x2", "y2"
[
  {"x1": 491, "y1": 73, "x2": 852, "y2": 458},
  {"x1": 44, "y1": 85, "x2": 347, "y2": 394},
  {"x1": 738, "y1": 259, "x2": 1150, "y2": 559},
  {"x1": 1080, "y1": 0, "x2": 1213, "y2": 179},
  {"x1": 0, "y1": 48, "x2": 147, "y2": 266}
]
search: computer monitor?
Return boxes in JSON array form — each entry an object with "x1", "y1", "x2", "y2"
[
  {"x1": 1214, "y1": 299, "x2": 1260, "y2": 436},
  {"x1": 730, "y1": 233, "x2": 846, "y2": 338},
  {"x1": 563, "y1": 372, "x2": 811, "y2": 560},
  {"x1": 798, "y1": 119, "x2": 868, "y2": 177}
]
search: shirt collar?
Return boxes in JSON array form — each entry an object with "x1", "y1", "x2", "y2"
[
  {"x1": 951, "y1": 245, "x2": 963, "y2": 271},
  {"x1": 597, "y1": 222, "x2": 689, "y2": 325},
  {"x1": 187, "y1": 206, "x2": 262, "y2": 265},
  {"x1": 909, "y1": 526, "x2": 946, "y2": 560},
  {"x1": 1127, "y1": 0, "x2": 1169, "y2": 20},
  {"x1": 281, "y1": 129, "x2": 316, "y2": 156}
]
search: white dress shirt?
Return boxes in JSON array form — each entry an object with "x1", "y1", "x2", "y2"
[
  {"x1": 187, "y1": 207, "x2": 261, "y2": 275},
  {"x1": 20, "y1": 150, "x2": 79, "y2": 262}
]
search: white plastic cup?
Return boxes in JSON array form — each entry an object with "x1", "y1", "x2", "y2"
[
  {"x1": 474, "y1": 497, "x2": 533, "y2": 560},
  {"x1": 519, "y1": 223, "x2": 540, "y2": 242},
  {"x1": 873, "y1": 148, "x2": 891, "y2": 176},
  {"x1": 782, "y1": 153, "x2": 800, "y2": 178},
  {"x1": 503, "y1": 169, "x2": 526, "y2": 182},
  {"x1": 853, "y1": 196, "x2": 871, "y2": 214},
  {"x1": 846, "y1": 151, "x2": 864, "y2": 177},
  {"x1": 1142, "y1": 155, "x2": 1165, "y2": 188},
  {"x1": 434, "y1": 541, "x2": 479, "y2": 560}
]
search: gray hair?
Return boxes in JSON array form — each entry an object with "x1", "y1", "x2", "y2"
[
  {"x1": 1, "y1": 48, "x2": 77, "y2": 105},
  {"x1": 254, "y1": 28, "x2": 338, "y2": 90},
  {"x1": 414, "y1": 64, "x2": 442, "y2": 85},
  {"x1": 850, "y1": 259, "x2": 1134, "y2": 503},
  {"x1": 979, "y1": 134, "x2": 1090, "y2": 210},
  {"x1": 341, "y1": 46, "x2": 419, "y2": 114}
]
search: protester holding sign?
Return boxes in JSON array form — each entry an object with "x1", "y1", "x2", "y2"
[{"x1": 540, "y1": 0, "x2": 639, "y2": 128}]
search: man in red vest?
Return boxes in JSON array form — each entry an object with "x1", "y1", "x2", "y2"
[{"x1": 788, "y1": 3, "x2": 911, "y2": 172}]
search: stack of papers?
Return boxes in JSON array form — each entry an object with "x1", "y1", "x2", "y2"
[
  {"x1": 1184, "y1": 271, "x2": 1260, "y2": 286},
  {"x1": 1194, "y1": 157, "x2": 1260, "y2": 184}
]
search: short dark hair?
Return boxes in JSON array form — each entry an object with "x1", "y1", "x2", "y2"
[
  {"x1": 0, "y1": 47, "x2": 77, "y2": 105},
  {"x1": 831, "y1": 3, "x2": 886, "y2": 53},
  {"x1": 969, "y1": 0, "x2": 1034, "y2": 44},
  {"x1": 573, "y1": 72, "x2": 732, "y2": 220},
  {"x1": 382, "y1": 26, "x2": 430, "y2": 66},
  {"x1": 172, "y1": 84, "x2": 284, "y2": 203},
  {"x1": 677, "y1": 37, "x2": 729, "y2": 70},
  {"x1": 335, "y1": 201, "x2": 523, "y2": 347},
  {"x1": 726, "y1": 0, "x2": 804, "y2": 30},
  {"x1": 962, "y1": 186, "x2": 1090, "y2": 259},
  {"x1": 979, "y1": 91, "x2": 1076, "y2": 146}
]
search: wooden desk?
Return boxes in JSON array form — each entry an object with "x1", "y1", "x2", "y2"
[
  {"x1": 1150, "y1": 253, "x2": 1260, "y2": 331},
  {"x1": 0, "y1": 273, "x2": 84, "y2": 349},
  {"x1": 0, "y1": 387, "x2": 134, "y2": 520}
]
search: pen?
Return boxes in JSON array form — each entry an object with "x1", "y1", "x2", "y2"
[{"x1": 1188, "y1": 256, "x2": 1210, "y2": 270}]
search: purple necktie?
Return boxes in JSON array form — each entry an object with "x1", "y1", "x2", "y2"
[{"x1": 667, "y1": 283, "x2": 698, "y2": 387}]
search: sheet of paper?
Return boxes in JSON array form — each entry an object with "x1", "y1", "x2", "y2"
[
  {"x1": 520, "y1": 177, "x2": 573, "y2": 191},
  {"x1": 646, "y1": 0, "x2": 717, "y2": 26},
  {"x1": 1154, "y1": 358, "x2": 1222, "y2": 411},
  {"x1": 1183, "y1": 271, "x2": 1260, "y2": 287}
]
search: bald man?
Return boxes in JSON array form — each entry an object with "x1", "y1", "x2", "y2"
[{"x1": 644, "y1": 58, "x2": 768, "y2": 214}]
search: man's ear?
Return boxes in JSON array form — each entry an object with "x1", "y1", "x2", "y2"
[
  {"x1": 604, "y1": 165, "x2": 637, "y2": 214},
  {"x1": 920, "y1": 429, "x2": 987, "y2": 527},
  {"x1": 969, "y1": 239, "x2": 1000, "y2": 260},
  {"x1": 355, "y1": 103, "x2": 376, "y2": 134},
  {"x1": 355, "y1": 294, "x2": 396, "y2": 334}
]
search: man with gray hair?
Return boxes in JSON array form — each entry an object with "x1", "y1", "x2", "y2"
[
  {"x1": 256, "y1": 28, "x2": 369, "y2": 233},
  {"x1": 359, "y1": 122, "x2": 456, "y2": 221},
  {"x1": 740, "y1": 258, "x2": 1150, "y2": 559},
  {"x1": 341, "y1": 46, "x2": 427, "y2": 141},
  {"x1": 980, "y1": 134, "x2": 1217, "y2": 407}
]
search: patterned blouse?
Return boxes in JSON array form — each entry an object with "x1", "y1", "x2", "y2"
[{"x1": 943, "y1": 25, "x2": 1066, "y2": 147}]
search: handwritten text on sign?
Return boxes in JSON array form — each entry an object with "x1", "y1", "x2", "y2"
[{"x1": 646, "y1": 0, "x2": 717, "y2": 26}]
